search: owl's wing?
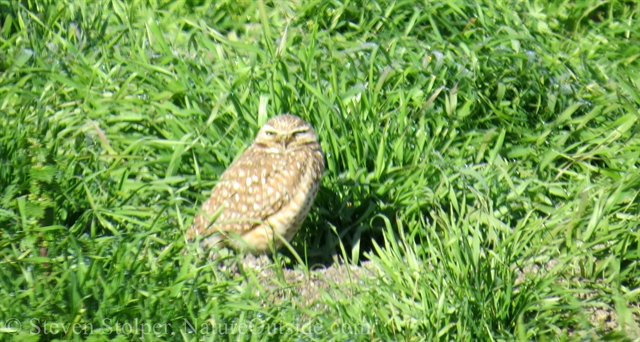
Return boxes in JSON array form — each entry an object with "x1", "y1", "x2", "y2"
[{"x1": 189, "y1": 148, "x2": 307, "y2": 239}]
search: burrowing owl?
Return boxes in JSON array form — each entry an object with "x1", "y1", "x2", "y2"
[{"x1": 187, "y1": 114, "x2": 324, "y2": 254}]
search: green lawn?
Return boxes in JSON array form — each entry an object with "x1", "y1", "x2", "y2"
[{"x1": 1, "y1": 0, "x2": 639, "y2": 340}]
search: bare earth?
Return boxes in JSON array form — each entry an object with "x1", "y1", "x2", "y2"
[{"x1": 219, "y1": 255, "x2": 640, "y2": 339}]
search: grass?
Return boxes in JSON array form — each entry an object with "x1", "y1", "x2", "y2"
[{"x1": 1, "y1": 0, "x2": 639, "y2": 340}]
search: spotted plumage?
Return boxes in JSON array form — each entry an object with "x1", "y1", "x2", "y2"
[{"x1": 188, "y1": 114, "x2": 324, "y2": 254}]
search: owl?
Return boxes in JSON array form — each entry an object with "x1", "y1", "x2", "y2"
[{"x1": 187, "y1": 114, "x2": 324, "y2": 254}]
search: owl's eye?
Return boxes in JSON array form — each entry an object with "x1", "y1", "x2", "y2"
[
  {"x1": 292, "y1": 130, "x2": 308, "y2": 137},
  {"x1": 265, "y1": 131, "x2": 276, "y2": 137}
]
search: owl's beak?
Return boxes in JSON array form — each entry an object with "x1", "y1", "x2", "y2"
[{"x1": 282, "y1": 134, "x2": 293, "y2": 148}]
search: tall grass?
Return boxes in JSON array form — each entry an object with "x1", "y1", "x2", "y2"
[{"x1": 1, "y1": 0, "x2": 639, "y2": 340}]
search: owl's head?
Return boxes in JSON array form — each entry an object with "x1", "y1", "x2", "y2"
[{"x1": 253, "y1": 114, "x2": 320, "y2": 152}]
